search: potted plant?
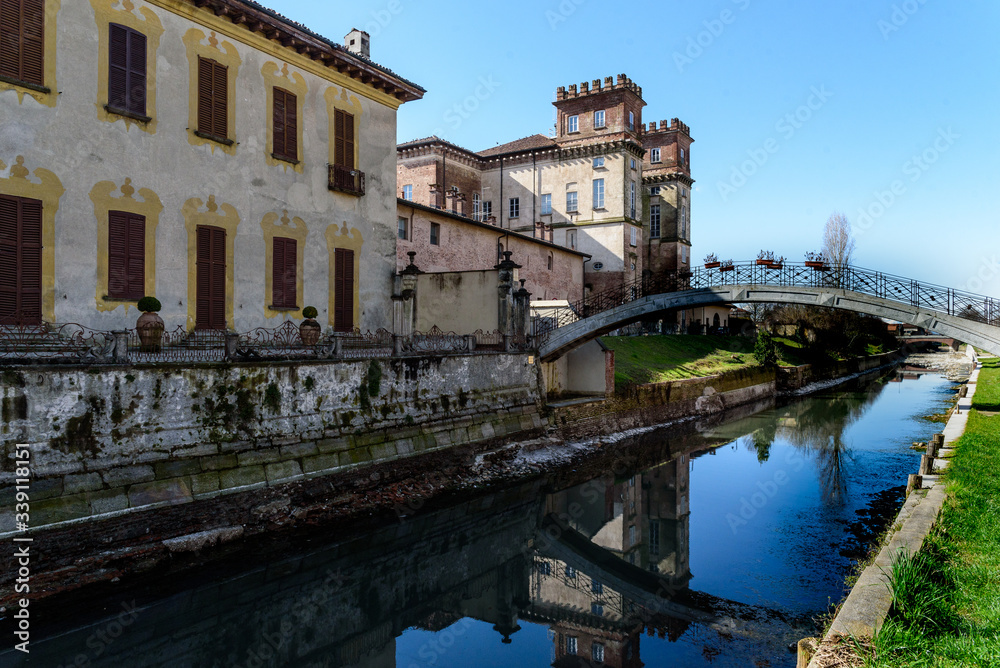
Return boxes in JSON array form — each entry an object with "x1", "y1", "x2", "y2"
[
  {"x1": 756, "y1": 250, "x2": 775, "y2": 266},
  {"x1": 768, "y1": 255, "x2": 785, "y2": 270},
  {"x1": 299, "y1": 306, "x2": 321, "y2": 345},
  {"x1": 804, "y1": 251, "x2": 825, "y2": 268},
  {"x1": 135, "y1": 296, "x2": 164, "y2": 352},
  {"x1": 704, "y1": 253, "x2": 720, "y2": 269},
  {"x1": 719, "y1": 259, "x2": 735, "y2": 272}
]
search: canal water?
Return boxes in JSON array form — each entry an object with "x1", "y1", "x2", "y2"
[{"x1": 2, "y1": 368, "x2": 957, "y2": 668}]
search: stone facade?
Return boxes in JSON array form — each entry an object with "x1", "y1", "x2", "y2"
[
  {"x1": 0, "y1": 0, "x2": 422, "y2": 333},
  {"x1": 397, "y1": 74, "x2": 695, "y2": 318}
]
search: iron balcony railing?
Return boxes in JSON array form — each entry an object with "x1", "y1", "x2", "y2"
[
  {"x1": 328, "y1": 164, "x2": 366, "y2": 196},
  {"x1": 535, "y1": 261, "x2": 1000, "y2": 336}
]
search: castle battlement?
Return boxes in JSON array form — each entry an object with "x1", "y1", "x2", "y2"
[
  {"x1": 556, "y1": 74, "x2": 642, "y2": 101},
  {"x1": 643, "y1": 118, "x2": 691, "y2": 136}
]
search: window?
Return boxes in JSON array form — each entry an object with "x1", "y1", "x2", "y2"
[
  {"x1": 401, "y1": 184, "x2": 412, "y2": 201},
  {"x1": 271, "y1": 237, "x2": 297, "y2": 309},
  {"x1": 508, "y1": 197, "x2": 519, "y2": 219},
  {"x1": 628, "y1": 110, "x2": 635, "y2": 130},
  {"x1": 630, "y1": 181, "x2": 636, "y2": 219},
  {"x1": 630, "y1": 158, "x2": 636, "y2": 170},
  {"x1": 0, "y1": 0, "x2": 44, "y2": 87},
  {"x1": 197, "y1": 56, "x2": 228, "y2": 141},
  {"x1": 650, "y1": 185, "x2": 660, "y2": 196},
  {"x1": 272, "y1": 87, "x2": 298, "y2": 162},
  {"x1": 397, "y1": 217, "x2": 408, "y2": 240},
  {"x1": 593, "y1": 156, "x2": 605, "y2": 169},
  {"x1": 107, "y1": 211, "x2": 145, "y2": 300},
  {"x1": 540, "y1": 193, "x2": 552, "y2": 215},
  {"x1": 681, "y1": 205, "x2": 688, "y2": 238},
  {"x1": 566, "y1": 192, "x2": 578, "y2": 213},
  {"x1": 591, "y1": 604, "x2": 605, "y2": 618},
  {"x1": 334, "y1": 108, "x2": 355, "y2": 168},
  {"x1": 682, "y1": 246, "x2": 688, "y2": 263},
  {"x1": 482, "y1": 200, "x2": 492, "y2": 221},
  {"x1": 594, "y1": 109, "x2": 605, "y2": 128},
  {"x1": 473, "y1": 193, "x2": 481, "y2": 219},
  {"x1": 567, "y1": 229, "x2": 577, "y2": 250},
  {"x1": 681, "y1": 147, "x2": 686, "y2": 163},
  {"x1": 629, "y1": 524, "x2": 637, "y2": 546},
  {"x1": 650, "y1": 147, "x2": 661, "y2": 163},
  {"x1": 567, "y1": 114, "x2": 579, "y2": 133},
  {"x1": 566, "y1": 636, "x2": 578, "y2": 655},
  {"x1": 333, "y1": 247, "x2": 354, "y2": 332},
  {"x1": 429, "y1": 222, "x2": 440, "y2": 245},
  {"x1": 108, "y1": 24, "x2": 147, "y2": 117},
  {"x1": 547, "y1": 252, "x2": 553, "y2": 271},
  {"x1": 630, "y1": 226, "x2": 637, "y2": 246},
  {"x1": 0, "y1": 195, "x2": 42, "y2": 325},
  {"x1": 195, "y1": 225, "x2": 226, "y2": 329},
  {"x1": 591, "y1": 580, "x2": 603, "y2": 594},
  {"x1": 592, "y1": 179, "x2": 604, "y2": 209},
  {"x1": 592, "y1": 642, "x2": 605, "y2": 662},
  {"x1": 565, "y1": 566, "x2": 576, "y2": 578},
  {"x1": 537, "y1": 560, "x2": 551, "y2": 575},
  {"x1": 650, "y1": 204, "x2": 661, "y2": 238}
]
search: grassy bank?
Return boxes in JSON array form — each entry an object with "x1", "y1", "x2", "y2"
[
  {"x1": 863, "y1": 358, "x2": 1000, "y2": 666},
  {"x1": 600, "y1": 334, "x2": 822, "y2": 388}
]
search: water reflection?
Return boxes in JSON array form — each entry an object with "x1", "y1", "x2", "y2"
[{"x1": 2, "y1": 370, "x2": 949, "y2": 668}]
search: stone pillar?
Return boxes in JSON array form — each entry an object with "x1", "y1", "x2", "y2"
[
  {"x1": 513, "y1": 279, "x2": 531, "y2": 343},
  {"x1": 112, "y1": 330, "x2": 129, "y2": 363},
  {"x1": 496, "y1": 251, "x2": 521, "y2": 337},
  {"x1": 224, "y1": 332, "x2": 241, "y2": 360},
  {"x1": 394, "y1": 252, "x2": 421, "y2": 336}
]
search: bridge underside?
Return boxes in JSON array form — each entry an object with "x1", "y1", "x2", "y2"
[{"x1": 539, "y1": 285, "x2": 1000, "y2": 362}]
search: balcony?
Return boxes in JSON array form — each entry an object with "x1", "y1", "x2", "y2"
[{"x1": 328, "y1": 164, "x2": 365, "y2": 197}]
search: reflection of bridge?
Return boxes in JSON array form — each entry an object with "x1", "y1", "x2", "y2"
[{"x1": 538, "y1": 262, "x2": 1000, "y2": 361}]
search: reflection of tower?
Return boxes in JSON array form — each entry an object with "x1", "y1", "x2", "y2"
[{"x1": 532, "y1": 455, "x2": 692, "y2": 666}]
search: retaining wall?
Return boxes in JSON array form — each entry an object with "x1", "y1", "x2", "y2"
[{"x1": 778, "y1": 350, "x2": 902, "y2": 392}]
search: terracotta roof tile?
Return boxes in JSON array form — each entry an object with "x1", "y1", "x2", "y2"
[{"x1": 477, "y1": 134, "x2": 558, "y2": 157}]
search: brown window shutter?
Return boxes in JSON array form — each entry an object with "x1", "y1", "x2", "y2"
[
  {"x1": 285, "y1": 91, "x2": 297, "y2": 160},
  {"x1": 17, "y1": 197, "x2": 43, "y2": 324},
  {"x1": 209, "y1": 227, "x2": 226, "y2": 329},
  {"x1": 0, "y1": 195, "x2": 19, "y2": 321},
  {"x1": 343, "y1": 111, "x2": 355, "y2": 169},
  {"x1": 107, "y1": 210, "x2": 128, "y2": 298},
  {"x1": 212, "y1": 60, "x2": 227, "y2": 139},
  {"x1": 197, "y1": 56, "x2": 213, "y2": 134},
  {"x1": 0, "y1": 1, "x2": 18, "y2": 81},
  {"x1": 20, "y1": 0, "x2": 44, "y2": 86},
  {"x1": 333, "y1": 247, "x2": 354, "y2": 332},
  {"x1": 333, "y1": 109, "x2": 345, "y2": 167},
  {"x1": 125, "y1": 213, "x2": 145, "y2": 299},
  {"x1": 108, "y1": 24, "x2": 128, "y2": 109},
  {"x1": 273, "y1": 88, "x2": 297, "y2": 161},
  {"x1": 283, "y1": 237, "x2": 296, "y2": 307},
  {"x1": 127, "y1": 29, "x2": 146, "y2": 115},
  {"x1": 196, "y1": 225, "x2": 227, "y2": 329},
  {"x1": 272, "y1": 88, "x2": 285, "y2": 158},
  {"x1": 271, "y1": 236, "x2": 285, "y2": 307}
]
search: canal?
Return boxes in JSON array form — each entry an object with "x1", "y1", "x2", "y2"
[{"x1": 2, "y1": 367, "x2": 958, "y2": 668}]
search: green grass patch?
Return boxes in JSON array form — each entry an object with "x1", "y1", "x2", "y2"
[{"x1": 863, "y1": 360, "x2": 1000, "y2": 666}]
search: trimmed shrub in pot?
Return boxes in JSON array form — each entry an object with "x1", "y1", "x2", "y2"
[
  {"x1": 136, "y1": 296, "x2": 164, "y2": 352},
  {"x1": 300, "y1": 306, "x2": 321, "y2": 345}
]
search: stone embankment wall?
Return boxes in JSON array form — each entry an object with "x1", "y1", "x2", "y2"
[
  {"x1": 551, "y1": 366, "x2": 777, "y2": 440},
  {"x1": 0, "y1": 354, "x2": 541, "y2": 534},
  {"x1": 777, "y1": 351, "x2": 902, "y2": 392}
]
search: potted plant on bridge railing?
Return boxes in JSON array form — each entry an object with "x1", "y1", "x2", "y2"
[
  {"x1": 135, "y1": 296, "x2": 164, "y2": 353},
  {"x1": 768, "y1": 255, "x2": 785, "y2": 270},
  {"x1": 719, "y1": 259, "x2": 735, "y2": 273},
  {"x1": 704, "y1": 253, "x2": 720, "y2": 269},
  {"x1": 299, "y1": 306, "x2": 321, "y2": 345},
  {"x1": 756, "y1": 250, "x2": 775, "y2": 266},
  {"x1": 804, "y1": 251, "x2": 826, "y2": 269}
]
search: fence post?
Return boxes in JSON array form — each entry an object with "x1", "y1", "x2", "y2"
[
  {"x1": 224, "y1": 332, "x2": 240, "y2": 361},
  {"x1": 465, "y1": 334, "x2": 476, "y2": 353},
  {"x1": 393, "y1": 334, "x2": 403, "y2": 357},
  {"x1": 503, "y1": 333, "x2": 511, "y2": 352},
  {"x1": 112, "y1": 330, "x2": 129, "y2": 363},
  {"x1": 331, "y1": 336, "x2": 342, "y2": 360}
]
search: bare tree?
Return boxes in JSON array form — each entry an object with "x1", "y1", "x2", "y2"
[{"x1": 822, "y1": 211, "x2": 856, "y2": 268}]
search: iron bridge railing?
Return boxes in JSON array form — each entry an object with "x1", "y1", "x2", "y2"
[{"x1": 535, "y1": 261, "x2": 1000, "y2": 336}]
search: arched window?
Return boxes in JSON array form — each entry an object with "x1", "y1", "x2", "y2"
[{"x1": 547, "y1": 252, "x2": 553, "y2": 270}]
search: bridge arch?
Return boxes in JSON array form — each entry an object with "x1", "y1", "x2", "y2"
[{"x1": 539, "y1": 284, "x2": 1000, "y2": 362}]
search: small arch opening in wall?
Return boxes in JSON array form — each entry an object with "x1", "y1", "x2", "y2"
[{"x1": 547, "y1": 252, "x2": 553, "y2": 271}]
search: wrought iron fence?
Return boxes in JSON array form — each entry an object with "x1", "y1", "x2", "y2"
[
  {"x1": 328, "y1": 163, "x2": 365, "y2": 196},
  {"x1": 0, "y1": 322, "x2": 116, "y2": 363},
  {"x1": 127, "y1": 326, "x2": 227, "y2": 364},
  {"x1": 535, "y1": 261, "x2": 1000, "y2": 336}
]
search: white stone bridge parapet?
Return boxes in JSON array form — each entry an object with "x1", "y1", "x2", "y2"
[{"x1": 538, "y1": 263, "x2": 1000, "y2": 362}]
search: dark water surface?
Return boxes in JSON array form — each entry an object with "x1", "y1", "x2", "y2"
[{"x1": 2, "y1": 370, "x2": 956, "y2": 668}]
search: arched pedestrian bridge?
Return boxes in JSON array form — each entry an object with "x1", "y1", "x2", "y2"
[{"x1": 538, "y1": 262, "x2": 1000, "y2": 362}]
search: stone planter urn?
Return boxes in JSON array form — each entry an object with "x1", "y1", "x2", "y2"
[
  {"x1": 299, "y1": 306, "x2": 321, "y2": 345},
  {"x1": 136, "y1": 296, "x2": 164, "y2": 352}
]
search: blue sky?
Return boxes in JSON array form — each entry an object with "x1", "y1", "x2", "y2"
[{"x1": 269, "y1": 0, "x2": 998, "y2": 294}]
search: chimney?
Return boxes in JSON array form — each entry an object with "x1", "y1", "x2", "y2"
[{"x1": 344, "y1": 28, "x2": 370, "y2": 59}]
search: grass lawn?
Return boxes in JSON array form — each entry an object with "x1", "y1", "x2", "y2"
[
  {"x1": 863, "y1": 357, "x2": 1000, "y2": 666},
  {"x1": 599, "y1": 334, "x2": 820, "y2": 388}
]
